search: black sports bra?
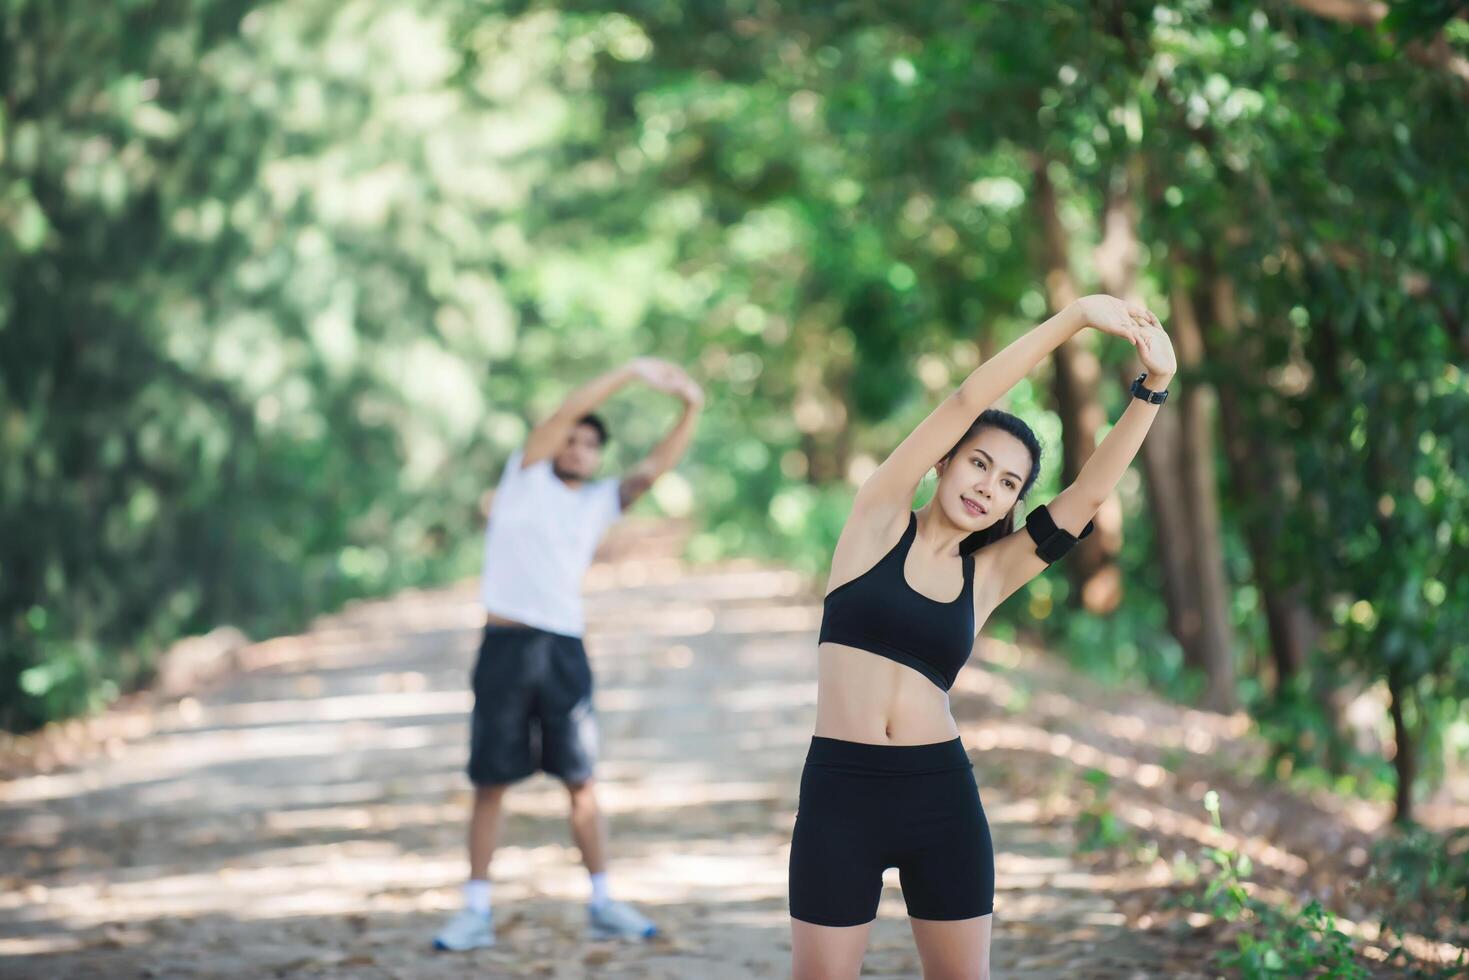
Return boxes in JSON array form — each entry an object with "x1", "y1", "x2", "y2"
[
  {"x1": 817, "y1": 504, "x2": 1095, "y2": 691},
  {"x1": 818, "y1": 511, "x2": 976, "y2": 691}
]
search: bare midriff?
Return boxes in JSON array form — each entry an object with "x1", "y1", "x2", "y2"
[
  {"x1": 485, "y1": 611, "x2": 528, "y2": 628},
  {"x1": 814, "y1": 641, "x2": 961, "y2": 745}
]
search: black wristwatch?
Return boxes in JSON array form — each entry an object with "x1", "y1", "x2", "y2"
[{"x1": 1130, "y1": 372, "x2": 1169, "y2": 405}]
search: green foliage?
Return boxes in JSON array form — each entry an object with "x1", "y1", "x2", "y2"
[
  {"x1": 2, "y1": 0, "x2": 1467, "y2": 856},
  {"x1": 540, "y1": 0, "x2": 1469, "y2": 823},
  {"x1": 1074, "y1": 768, "x2": 1142, "y2": 854},
  {"x1": 1382, "y1": 1, "x2": 1469, "y2": 43},
  {"x1": 1075, "y1": 783, "x2": 1381, "y2": 975},
  {"x1": 1187, "y1": 792, "x2": 1368, "y2": 979},
  {"x1": 1251, "y1": 678, "x2": 1398, "y2": 801},
  {"x1": 1368, "y1": 826, "x2": 1469, "y2": 977},
  {"x1": 0, "y1": 0, "x2": 637, "y2": 728}
]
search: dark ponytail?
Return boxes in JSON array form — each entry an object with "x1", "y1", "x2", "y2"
[{"x1": 945, "y1": 408, "x2": 1043, "y2": 556}]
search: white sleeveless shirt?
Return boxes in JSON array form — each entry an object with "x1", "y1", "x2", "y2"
[{"x1": 478, "y1": 447, "x2": 623, "y2": 637}]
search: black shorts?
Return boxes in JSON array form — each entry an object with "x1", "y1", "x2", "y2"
[
  {"x1": 467, "y1": 622, "x2": 599, "y2": 786},
  {"x1": 788, "y1": 735, "x2": 995, "y2": 926}
]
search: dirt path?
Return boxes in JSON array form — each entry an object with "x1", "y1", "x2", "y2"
[{"x1": 3, "y1": 527, "x2": 1219, "y2": 978}]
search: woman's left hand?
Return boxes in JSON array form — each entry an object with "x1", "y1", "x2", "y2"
[{"x1": 1133, "y1": 320, "x2": 1177, "y2": 379}]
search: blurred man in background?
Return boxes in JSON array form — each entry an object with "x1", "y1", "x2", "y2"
[{"x1": 434, "y1": 357, "x2": 703, "y2": 951}]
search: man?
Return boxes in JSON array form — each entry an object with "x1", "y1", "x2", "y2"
[{"x1": 434, "y1": 356, "x2": 704, "y2": 950}]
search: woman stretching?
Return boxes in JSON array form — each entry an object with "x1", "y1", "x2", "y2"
[{"x1": 788, "y1": 294, "x2": 1176, "y2": 979}]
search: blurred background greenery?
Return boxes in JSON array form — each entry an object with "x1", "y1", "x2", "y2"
[{"x1": 2, "y1": 0, "x2": 1467, "y2": 828}]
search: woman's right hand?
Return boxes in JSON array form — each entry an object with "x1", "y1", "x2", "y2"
[{"x1": 1069, "y1": 294, "x2": 1158, "y2": 344}]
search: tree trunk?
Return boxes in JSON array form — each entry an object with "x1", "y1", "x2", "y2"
[
  {"x1": 795, "y1": 326, "x2": 853, "y2": 485},
  {"x1": 1206, "y1": 275, "x2": 1308, "y2": 683},
  {"x1": 1134, "y1": 405, "x2": 1207, "y2": 672},
  {"x1": 1205, "y1": 274, "x2": 1345, "y2": 740},
  {"x1": 1032, "y1": 158, "x2": 1123, "y2": 614},
  {"x1": 1093, "y1": 163, "x2": 1220, "y2": 693},
  {"x1": 1387, "y1": 666, "x2": 1417, "y2": 825},
  {"x1": 1168, "y1": 276, "x2": 1238, "y2": 710}
]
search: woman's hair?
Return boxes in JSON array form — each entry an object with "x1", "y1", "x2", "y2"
[{"x1": 943, "y1": 408, "x2": 1043, "y2": 556}]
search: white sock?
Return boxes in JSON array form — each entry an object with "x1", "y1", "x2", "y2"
[
  {"x1": 589, "y1": 871, "x2": 610, "y2": 907},
  {"x1": 464, "y1": 879, "x2": 492, "y2": 915}
]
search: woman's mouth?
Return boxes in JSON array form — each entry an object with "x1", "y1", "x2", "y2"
[{"x1": 962, "y1": 496, "x2": 987, "y2": 517}]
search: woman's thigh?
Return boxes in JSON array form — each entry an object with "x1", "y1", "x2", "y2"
[
  {"x1": 788, "y1": 764, "x2": 886, "y2": 927},
  {"x1": 791, "y1": 918, "x2": 874, "y2": 980},
  {"x1": 895, "y1": 765, "x2": 995, "y2": 922},
  {"x1": 909, "y1": 914, "x2": 993, "y2": 980}
]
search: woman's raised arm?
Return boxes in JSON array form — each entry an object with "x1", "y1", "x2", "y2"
[
  {"x1": 852, "y1": 295, "x2": 1154, "y2": 521},
  {"x1": 976, "y1": 318, "x2": 1177, "y2": 613}
]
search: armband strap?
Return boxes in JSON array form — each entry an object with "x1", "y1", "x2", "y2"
[{"x1": 1024, "y1": 504, "x2": 1095, "y2": 563}]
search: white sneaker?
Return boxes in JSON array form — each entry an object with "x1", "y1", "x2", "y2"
[
  {"x1": 433, "y1": 907, "x2": 495, "y2": 951},
  {"x1": 588, "y1": 899, "x2": 657, "y2": 941}
]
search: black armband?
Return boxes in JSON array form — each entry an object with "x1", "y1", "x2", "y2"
[{"x1": 1024, "y1": 503, "x2": 1095, "y2": 563}]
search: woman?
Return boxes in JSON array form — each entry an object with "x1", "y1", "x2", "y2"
[{"x1": 788, "y1": 294, "x2": 1177, "y2": 980}]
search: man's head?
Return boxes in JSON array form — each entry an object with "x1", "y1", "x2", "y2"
[{"x1": 552, "y1": 413, "x2": 609, "y2": 483}]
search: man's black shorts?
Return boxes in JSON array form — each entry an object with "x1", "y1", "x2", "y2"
[{"x1": 467, "y1": 622, "x2": 599, "y2": 786}]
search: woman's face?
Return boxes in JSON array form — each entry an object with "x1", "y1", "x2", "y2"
[{"x1": 934, "y1": 427, "x2": 1031, "y2": 532}]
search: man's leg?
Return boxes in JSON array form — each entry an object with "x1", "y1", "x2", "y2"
[
  {"x1": 435, "y1": 626, "x2": 536, "y2": 951},
  {"x1": 434, "y1": 782, "x2": 512, "y2": 951},
  {"x1": 563, "y1": 774, "x2": 655, "y2": 939},
  {"x1": 470, "y1": 782, "x2": 511, "y2": 881},
  {"x1": 542, "y1": 637, "x2": 656, "y2": 939},
  {"x1": 566, "y1": 778, "x2": 608, "y2": 875},
  {"x1": 566, "y1": 777, "x2": 611, "y2": 906}
]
